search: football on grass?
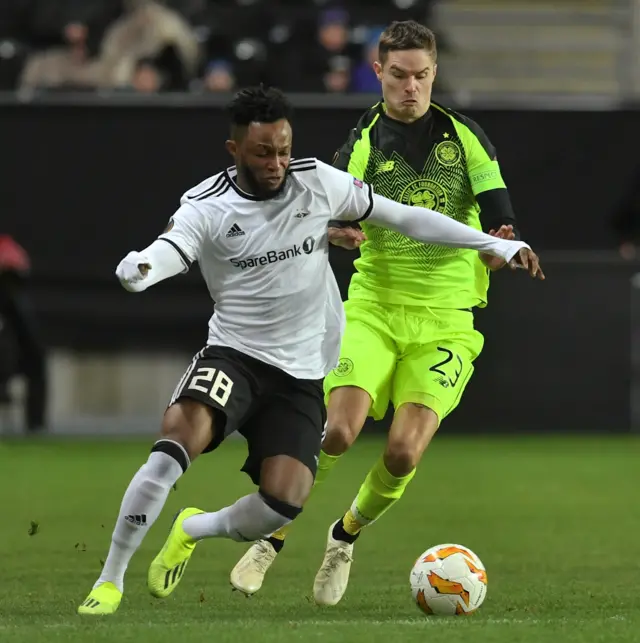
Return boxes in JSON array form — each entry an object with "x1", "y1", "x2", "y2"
[{"x1": 410, "y1": 543, "x2": 487, "y2": 616}]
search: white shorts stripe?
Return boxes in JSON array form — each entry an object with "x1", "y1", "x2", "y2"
[{"x1": 169, "y1": 348, "x2": 205, "y2": 406}]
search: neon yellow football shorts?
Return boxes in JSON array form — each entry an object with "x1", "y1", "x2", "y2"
[{"x1": 324, "y1": 299, "x2": 485, "y2": 423}]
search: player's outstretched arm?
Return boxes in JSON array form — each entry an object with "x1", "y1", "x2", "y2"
[
  {"x1": 116, "y1": 201, "x2": 208, "y2": 292},
  {"x1": 316, "y1": 160, "x2": 542, "y2": 278},
  {"x1": 367, "y1": 194, "x2": 543, "y2": 278},
  {"x1": 115, "y1": 240, "x2": 187, "y2": 293}
]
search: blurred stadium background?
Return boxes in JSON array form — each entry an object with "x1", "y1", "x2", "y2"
[
  {"x1": 2, "y1": 3, "x2": 640, "y2": 641},
  {"x1": 1, "y1": 0, "x2": 640, "y2": 438}
]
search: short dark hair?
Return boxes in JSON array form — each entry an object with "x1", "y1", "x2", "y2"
[
  {"x1": 227, "y1": 85, "x2": 293, "y2": 135},
  {"x1": 378, "y1": 20, "x2": 437, "y2": 63}
]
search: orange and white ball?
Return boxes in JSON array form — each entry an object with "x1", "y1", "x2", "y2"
[{"x1": 410, "y1": 544, "x2": 488, "y2": 616}]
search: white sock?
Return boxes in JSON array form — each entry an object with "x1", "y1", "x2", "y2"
[
  {"x1": 95, "y1": 450, "x2": 185, "y2": 592},
  {"x1": 182, "y1": 492, "x2": 292, "y2": 542}
]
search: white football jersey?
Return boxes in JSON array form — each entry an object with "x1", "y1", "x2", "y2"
[{"x1": 158, "y1": 158, "x2": 374, "y2": 380}]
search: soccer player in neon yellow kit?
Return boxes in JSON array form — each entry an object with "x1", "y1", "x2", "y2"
[{"x1": 230, "y1": 20, "x2": 544, "y2": 604}]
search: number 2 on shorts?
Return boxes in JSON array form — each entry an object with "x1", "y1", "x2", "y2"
[
  {"x1": 188, "y1": 367, "x2": 234, "y2": 406},
  {"x1": 429, "y1": 347, "x2": 463, "y2": 388}
]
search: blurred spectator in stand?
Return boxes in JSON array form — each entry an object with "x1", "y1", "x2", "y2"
[
  {"x1": 324, "y1": 55, "x2": 351, "y2": 93},
  {"x1": 18, "y1": 0, "x2": 123, "y2": 90},
  {"x1": 130, "y1": 57, "x2": 165, "y2": 92},
  {"x1": 203, "y1": 59, "x2": 234, "y2": 92},
  {"x1": 299, "y1": 6, "x2": 358, "y2": 92},
  {"x1": 351, "y1": 26, "x2": 384, "y2": 93},
  {"x1": 19, "y1": 0, "x2": 200, "y2": 92},
  {"x1": 96, "y1": 0, "x2": 200, "y2": 90},
  {"x1": 317, "y1": 7, "x2": 350, "y2": 56},
  {"x1": 24, "y1": 0, "x2": 122, "y2": 53},
  {"x1": 20, "y1": 20, "x2": 96, "y2": 90},
  {"x1": 0, "y1": 235, "x2": 47, "y2": 434}
]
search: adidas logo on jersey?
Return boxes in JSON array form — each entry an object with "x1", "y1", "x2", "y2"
[
  {"x1": 226, "y1": 223, "x2": 245, "y2": 238},
  {"x1": 125, "y1": 514, "x2": 147, "y2": 526}
]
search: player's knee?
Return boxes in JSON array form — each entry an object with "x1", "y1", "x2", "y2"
[
  {"x1": 323, "y1": 417, "x2": 359, "y2": 455},
  {"x1": 260, "y1": 480, "x2": 312, "y2": 508},
  {"x1": 385, "y1": 437, "x2": 423, "y2": 474},
  {"x1": 324, "y1": 386, "x2": 370, "y2": 455},
  {"x1": 259, "y1": 455, "x2": 314, "y2": 507},
  {"x1": 160, "y1": 398, "x2": 215, "y2": 461},
  {"x1": 386, "y1": 402, "x2": 440, "y2": 474}
]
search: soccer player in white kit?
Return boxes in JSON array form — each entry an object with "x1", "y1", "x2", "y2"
[{"x1": 77, "y1": 86, "x2": 540, "y2": 615}]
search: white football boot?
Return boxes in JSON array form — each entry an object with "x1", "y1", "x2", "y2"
[
  {"x1": 313, "y1": 521, "x2": 355, "y2": 606},
  {"x1": 230, "y1": 540, "x2": 278, "y2": 595}
]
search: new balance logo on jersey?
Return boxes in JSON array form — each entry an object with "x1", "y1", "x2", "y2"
[
  {"x1": 377, "y1": 160, "x2": 395, "y2": 173},
  {"x1": 226, "y1": 223, "x2": 245, "y2": 238},
  {"x1": 294, "y1": 209, "x2": 310, "y2": 219},
  {"x1": 125, "y1": 514, "x2": 147, "y2": 526},
  {"x1": 230, "y1": 236, "x2": 316, "y2": 270}
]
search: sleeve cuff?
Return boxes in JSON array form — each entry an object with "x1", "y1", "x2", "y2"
[{"x1": 352, "y1": 184, "x2": 374, "y2": 223}]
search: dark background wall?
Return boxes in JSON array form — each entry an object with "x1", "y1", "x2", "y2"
[{"x1": 1, "y1": 103, "x2": 636, "y2": 433}]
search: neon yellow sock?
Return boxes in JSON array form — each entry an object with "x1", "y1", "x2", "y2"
[
  {"x1": 315, "y1": 449, "x2": 342, "y2": 484},
  {"x1": 269, "y1": 450, "x2": 343, "y2": 542},
  {"x1": 345, "y1": 456, "x2": 416, "y2": 535}
]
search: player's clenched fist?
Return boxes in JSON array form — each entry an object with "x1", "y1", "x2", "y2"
[
  {"x1": 510, "y1": 247, "x2": 544, "y2": 280},
  {"x1": 481, "y1": 224, "x2": 545, "y2": 280},
  {"x1": 115, "y1": 251, "x2": 152, "y2": 291}
]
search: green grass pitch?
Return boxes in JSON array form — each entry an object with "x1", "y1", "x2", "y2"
[{"x1": 0, "y1": 434, "x2": 638, "y2": 642}]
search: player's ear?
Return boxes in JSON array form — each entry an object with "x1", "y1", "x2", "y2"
[
  {"x1": 432, "y1": 63, "x2": 438, "y2": 81},
  {"x1": 225, "y1": 139, "x2": 237, "y2": 159},
  {"x1": 373, "y1": 61, "x2": 383, "y2": 80}
]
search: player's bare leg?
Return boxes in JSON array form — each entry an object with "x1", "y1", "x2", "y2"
[
  {"x1": 322, "y1": 386, "x2": 373, "y2": 454},
  {"x1": 176, "y1": 453, "x2": 312, "y2": 597},
  {"x1": 314, "y1": 402, "x2": 438, "y2": 606},
  {"x1": 384, "y1": 403, "x2": 439, "y2": 476},
  {"x1": 230, "y1": 385, "x2": 371, "y2": 596},
  {"x1": 78, "y1": 399, "x2": 214, "y2": 615},
  {"x1": 148, "y1": 445, "x2": 313, "y2": 603}
]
